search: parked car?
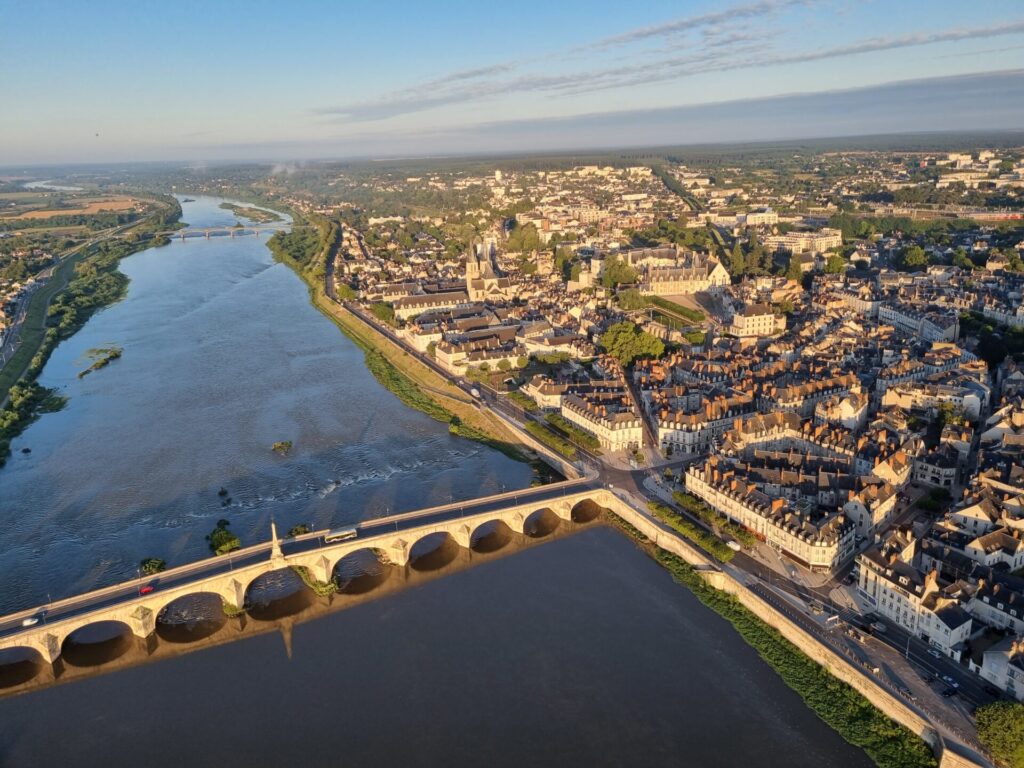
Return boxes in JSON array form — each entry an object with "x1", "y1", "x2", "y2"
[
  {"x1": 927, "y1": 649, "x2": 942, "y2": 659},
  {"x1": 870, "y1": 621, "x2": 887, "y2": 634},
  {"x1": 139, "y1": 584, "x2": 155, "y2": 595},
  {"x1": 941, "y1": 688, "x2": 957, "y2": 698},
  {"x1": 941, "y1": 675, "x2": 959, "y2": 688}
]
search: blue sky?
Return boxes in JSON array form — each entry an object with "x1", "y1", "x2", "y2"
[{"x1": 1, "y1": 0, "x2": 1023, "y2": 164}]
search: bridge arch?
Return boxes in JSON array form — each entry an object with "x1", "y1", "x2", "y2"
[
  {"x1": 408, "y1": 532, "x2": 460, "y2": 571},
  {"x1": 470, "y1": 519, "x2": 515, "y2": 554},
  {"x1": 523, "y1": 508, "x2": 561, "y2": 538},
  {"x1": 60, "y1": 620, "x2": 133, "y2": 668},
  {"x1": 570, "y1": 498, "x2": 607, "y2": 523},
  {"x1": 331, "y1": 548, "x2": 395, "y2": 594},
  {"x1": 244, "y1": 568, "x2": 314, "y2": 621},
  {"x1": 156, "y1": 592, "x2": 228, "y2": 643},
  {"x1": 0, "y1": 646, "x2": 45, "y2": 688}
]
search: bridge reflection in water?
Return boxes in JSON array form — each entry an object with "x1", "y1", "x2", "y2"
[{"x1": 0, "y1": 499, "x2": 610, "y2": 700}]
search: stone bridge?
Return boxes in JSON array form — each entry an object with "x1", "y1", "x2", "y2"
[{"x1": 0, "y1": 488, "x2": 616, "y2": 674}]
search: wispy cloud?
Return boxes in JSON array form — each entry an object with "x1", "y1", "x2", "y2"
[
  {"x1": 586, "y1": 0, "x2": 809, "y2": 50},
  {"x1": 316, "y1": 16, "x2": 1024, "y2": 123}
]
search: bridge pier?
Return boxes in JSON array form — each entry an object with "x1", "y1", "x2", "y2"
[
  {"x1": 220, "y1": 578, "x2": 248, "y2": 613},
  {"x1": 34, "y1": 633, "x2": 62, "y2": 666},
  {"x1": 385, "y1": 540, "x2": 410, "y2": 567},
  {"x1": 128, "y1": 605, "x2": 156, "y2": 640},
  {"x1": 451, "y1": 524, "x2": 473, "y2": 549},
  {"x1": 552, "y1": 502, "x2": 573, "y2": 522},
  {"x1": 505, "y1": 512, "x2": 526, "y2": 534},
  {"x1": 313, "y1": 554, "x2": 334, "y2": 585}
]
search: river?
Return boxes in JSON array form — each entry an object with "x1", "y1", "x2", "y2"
[
  {"x1": 0, "y1": 196, "x2": 534, "y2": 613},
  {"x1": 0, "y1": 526, "x2": 874, "y2": 767}
]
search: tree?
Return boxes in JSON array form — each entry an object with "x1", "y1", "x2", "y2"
[
  {"x1": 952, "y1": 248, "x2": 975, "y2": 270},
  {"x1": 785, "y1": 253, "x2": 802, "y2": 281},
  {"x1": 976, "y1": 702, "x2": 1024, "y2": 768},
  {"x1": 777, "y1": 298, "x2": 795, "y2": 315},
  {"x1": 824, "y1": 253, "x2": 846, "y2": 274},
  {"x1": 370, "y1": 302, "x2": 396, "y2": 326},
  {"x1": 729, "y1": 243, "x2": 746, "y2": 278},
  {"x1": 898, "y1": 245, "x2": 929, "y2": 271},
  {"x1": 506, "y1": 222, "x2": 541, "y2": 253},
  {"x1": 140, "y1": 557, "x2": 166, "y2": 575},
  {"x1": 207, "y1": 519, "x2": 240, "y2": 556},
  {"x1": 516, "y1": 356, "x2": 529, "y2": 369},
  {"x1": 287, "y1": 524, "x2": 310, "y2": 537},
  {"x1": 602, "y1": 257, "x2": 637, "y2": 288},
  {"x1": 617, "y1": 288, "x2": 648, "y2": 310},
  {"x1": 601, "y1": 321, "x2": 665, "y2": 365},
  {"x1": 497, "y1": 359, "x2": 511, "y2": 372}
]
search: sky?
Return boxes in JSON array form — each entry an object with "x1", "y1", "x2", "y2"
[{"x1": 1, "y1": 0, "x2": 1023, "y2": 165}]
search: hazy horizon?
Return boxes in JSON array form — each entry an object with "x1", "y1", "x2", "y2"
[{"x1": 3, "y1": 0, "x2": 1023, "y2": 165}]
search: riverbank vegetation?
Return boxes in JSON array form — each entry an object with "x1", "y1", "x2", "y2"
[
  {"x1": 608, "y1": 513, "x2": 936, "y2": 768},
  {"x1": 207, "y1": 519, "x2": 240, "y2": 555},
  {"x1": 0, "y1": 383, "x2": 67, "y2": 466},
  {"x1": 976, "y1": 702, "x2": 1024, "y2": 768},
  {"x1": 77, "y1": 346, "x2": 122, "y2": 379},
  {"x1": 140, "y1": 557, "x2": 166, "y2": 575},
  {"x1": 218, "y1": 202, "x2": 282, "y2": 223},
  {"x1": 291, "y1": 565, "x2": 337, "y2": 597}
]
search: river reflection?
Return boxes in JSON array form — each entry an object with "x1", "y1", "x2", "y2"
[
  {"x1": 0, "y1": 196, "x2": 534, "y2": 613},
  {"x1": 0, "y1": 527, "x2": 873, "y2": 768}
]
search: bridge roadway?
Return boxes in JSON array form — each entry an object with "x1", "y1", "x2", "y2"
[{"x1": 0, "y1": 476, "x2": 606, "y2": 663}]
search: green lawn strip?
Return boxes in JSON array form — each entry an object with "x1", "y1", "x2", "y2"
[
  {"x1": 544, "y1": 412, "x2": 602, "y2": 452},
  {"x1": 672, "y1": 490, "x2": 758, "y2": 547},
  {"x1": 524, "y1": 421, "x2": 577, "y2": 459},
  {"x1": 646, "y1": 500, "x2": 734, "y2": 562}
]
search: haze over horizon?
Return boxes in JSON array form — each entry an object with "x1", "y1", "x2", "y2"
[{"x1": 2, "y1": 0, "x2": 1024, "y2": 165}]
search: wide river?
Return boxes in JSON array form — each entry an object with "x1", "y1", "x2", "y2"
[
  {"x1": 0, "y1": 196, "x2": 534, "y2": 613},
  {"x1": 0, "y1": 197, "x2": 875, "y2": 766}
]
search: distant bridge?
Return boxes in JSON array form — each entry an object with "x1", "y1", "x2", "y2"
[
  {"x1": 155, "y1": 225, "x2": 290, "y2": 240},
  {"x1": 0, "y1": 480, "x2": 620, "y2": 674}
]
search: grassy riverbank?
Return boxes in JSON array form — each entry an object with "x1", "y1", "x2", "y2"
[
  {"x1": 608, "y1": 513, "x2": 936, "y2": 768},
  {"x1": 265, "y1": 224, "x2": 535, "y2": 466}
]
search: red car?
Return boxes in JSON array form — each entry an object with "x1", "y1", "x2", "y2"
[{"x1": 139, "y1": 584, "x2": 155, "y2": 595}]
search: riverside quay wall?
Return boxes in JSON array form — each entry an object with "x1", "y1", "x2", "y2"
[{"x1": 600, "y1": 491, "x2": 988, "y2": 768}]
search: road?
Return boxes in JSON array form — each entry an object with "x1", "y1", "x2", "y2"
[{"x1": 0, "y1": 279, "x2": 43, "y2": 366}]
